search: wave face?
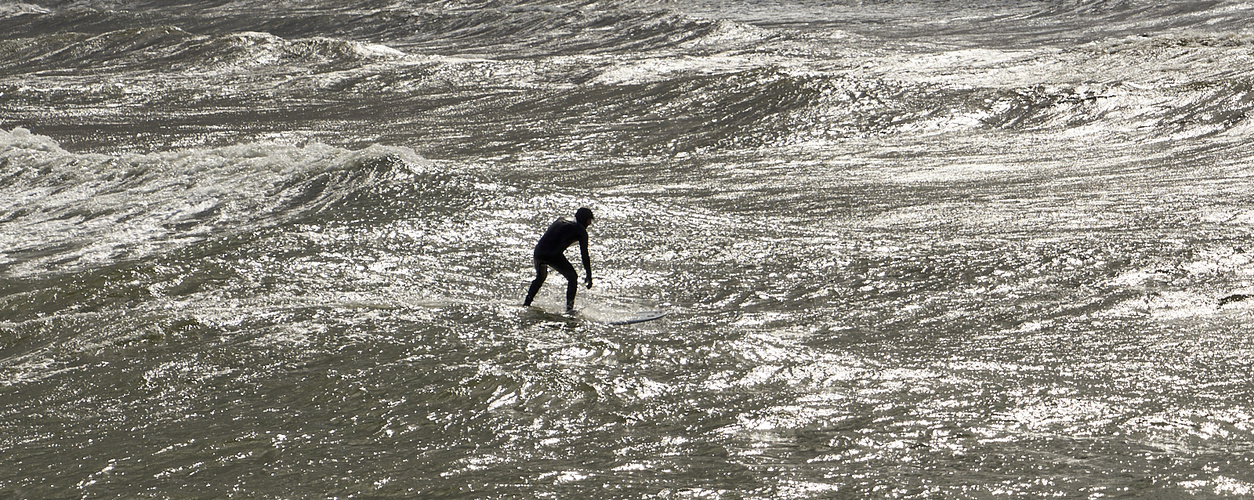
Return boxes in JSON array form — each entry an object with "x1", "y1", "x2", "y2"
[
  {"x1": 6, "y1": 0, "x2": 1254, "y2": 498},
  {"x1": 0, "y1": 127, "x2": 431, "y2": 277}
]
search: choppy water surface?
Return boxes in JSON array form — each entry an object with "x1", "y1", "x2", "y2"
[{"x1": 5, "y1": 0, "x2": 1254, "y2": 497}]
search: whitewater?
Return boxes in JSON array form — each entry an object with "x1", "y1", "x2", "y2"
[{"x1": 5, "y1": 0, "x2": 1254, "y2": 497}]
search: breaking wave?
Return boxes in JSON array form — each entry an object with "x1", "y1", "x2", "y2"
[
  {"x1": 0, "y1": 27, "x2": 407, "y2": 74},
  {"x1": 0, "y1": 128, "x2": 432, "y2": 277}
]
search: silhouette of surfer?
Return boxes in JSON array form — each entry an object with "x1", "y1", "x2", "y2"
[{"x1": 524, "y1": 207, "x2": 594, "y2": 311}]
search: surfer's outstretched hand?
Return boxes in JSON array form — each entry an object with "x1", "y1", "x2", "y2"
[{"x1": 585, "y1": 276, "x2": 593, "y2": 289}]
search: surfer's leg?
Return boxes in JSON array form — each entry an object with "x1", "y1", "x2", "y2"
[
  {"x1": 524, "y1": 257, "x2": 548, "y2": 306},
  {"x1": 549, "y1": 256, "x2": 579, "y2": 311}
]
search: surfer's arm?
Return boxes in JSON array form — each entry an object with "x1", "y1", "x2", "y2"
[{"x1": 579, "y1": 233, "x2": 592, "y2": 288}]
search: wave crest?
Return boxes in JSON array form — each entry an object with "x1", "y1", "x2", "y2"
[
  {"x1": 0, "y1": 27, "x2": 406, "y2": 75},
  {"x1": 0, "y1": 128, "x2": 430, "y2": 277}
]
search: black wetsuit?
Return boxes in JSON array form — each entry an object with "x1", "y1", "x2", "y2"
[{"x1": 524, "y1": 217, "x2": 591, "y2": 310}]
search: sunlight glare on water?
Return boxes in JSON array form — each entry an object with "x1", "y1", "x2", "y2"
[{"x1": 6, "y1": 0, "x2": 1254, "y2": 497}]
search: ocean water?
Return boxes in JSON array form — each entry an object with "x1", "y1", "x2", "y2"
[{"x1": 5, "y1": 0, "x2": 1254, "y2": 497}]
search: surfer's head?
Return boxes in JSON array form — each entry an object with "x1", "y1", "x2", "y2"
[{"x1": 576, "y1": 207, "x2": 594, "y2": 227}]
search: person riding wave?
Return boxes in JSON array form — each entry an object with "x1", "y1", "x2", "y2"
[{"x1": 523, "y1": 207, "x2": 594, "y2": 311}]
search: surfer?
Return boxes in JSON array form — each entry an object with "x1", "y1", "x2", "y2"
[{"x1": 524, "y1": 207, "x2": 594, "y2": 312}]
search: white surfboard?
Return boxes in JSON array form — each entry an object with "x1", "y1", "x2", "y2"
[
  {"x1": 603, "y1": 310, "x2": 667, "y2": 325},
  {"x1": 524, "y1": 303, "x2": 666, "y2": 325},
  {"x1": 577, "y1": 304, "x2": 667, "y2": 325}
]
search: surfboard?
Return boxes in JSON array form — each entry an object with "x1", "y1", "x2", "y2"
[
  {"x1": 604, "y1": 310, "x2": 667, "y2": 325},
  {"x1": 523, "y1": 304, "x2": 666, "y2": 325}
]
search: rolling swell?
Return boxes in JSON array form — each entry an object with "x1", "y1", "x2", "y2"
[
  {"x1": 0, "y1": 1, "x2": 751, "y2": 57},
  {"x1": 6, "y1": 1, "x2": 1254, "y2": 156},
  {"x1": 450, "y1": 65, "x2": 1254, "y2": 154},
  {"x1": 0, "y1": 27, "x2": 405, "y2": 75},
  {"x1": 0, "y1": 128, "x2": 433, "y2": 278}
]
